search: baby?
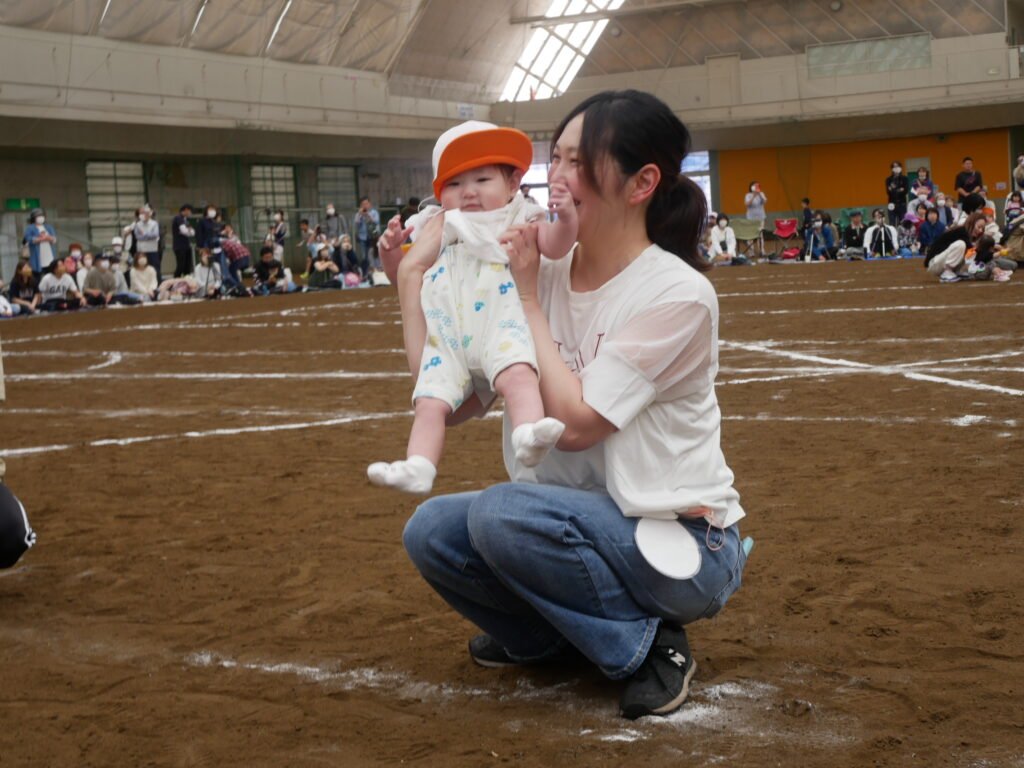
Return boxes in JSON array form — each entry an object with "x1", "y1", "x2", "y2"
[{"x1": 368, "y1": 121, "x2": 577, "y2": 494}]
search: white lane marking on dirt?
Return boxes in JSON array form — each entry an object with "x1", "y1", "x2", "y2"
[
  {"x1": 85, "y1": 352, "x2": 123, "y2": 370},
  {"x1": 737, "y1": 303, "x2": 1021, "y2": 317},
  {"x1": 721, "y1": 341, "x2": 1024, "y2": 397},
  {"x1": 718, "y1": 285, "x2": 923, "y2": 298},
  {"x1": 0, "y1": 411, "x2": 410, "y2": 458},
  {"x1": 5, "y1": 370, "x2": 407, "y2": 382}
]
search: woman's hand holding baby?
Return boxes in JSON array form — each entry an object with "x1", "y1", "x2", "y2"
[
  {"x1": 379, "y1": 215, "x2": 414, "y2": 283},
  {"x1": 501, "y1": 223, "x2": 541, "y2": 304}
]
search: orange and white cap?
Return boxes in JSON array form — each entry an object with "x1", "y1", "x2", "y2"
[{"x1": 432, "y1": 120, "x2": 532, "y2": 199}]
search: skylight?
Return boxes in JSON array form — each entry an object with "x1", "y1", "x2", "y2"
[{"x1": 500, "y1": 0, "x2": 625, "y2": 102}]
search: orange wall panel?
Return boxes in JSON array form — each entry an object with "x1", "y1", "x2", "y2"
[{"x1": 718, "y1": 129, "x2": 1011, "y2": 216}]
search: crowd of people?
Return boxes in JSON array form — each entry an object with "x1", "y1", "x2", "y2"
[
  {"x1": 701, "y1": 155, "x2": 1024, "y2": 281},
  {"x1": 1, "y1": 197, "x2": 394, "y2": 319}
]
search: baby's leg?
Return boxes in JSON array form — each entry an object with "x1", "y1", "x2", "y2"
[
  {"x1": 494, "y1": 363, "x2": 565, "y2": 468},
  {"x1": 367, "y1": 397, "x2": 449, "y2": 494}
]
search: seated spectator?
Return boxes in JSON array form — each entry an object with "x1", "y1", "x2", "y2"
[
  {"x1": 253, "y1": 246, "x2": 296, "y2": 295},
  {"x1": 297, "y1": 218, "x2": 315, "y2": 277},
  {"x1": 81, "y1": 256, "x2": 120, "y2": 307},
  {"x1": 910, "y1": 167, "x2": 935, "y2": 201},
  {"x1": 335, "y1": 234, "x2": 360, "y2": 274},
  {"x1": 896, "y1": 218, "x2": 919, "y2": 258},
  {"x1": 7, "y1": 260, "x2": 40, "y2": 316},
  {"x1": 400, "y1": 197, "x2": 422, "y2": 226},
  {"x1": 864, "y1": 209, "x2": 898, "y2": 258},
  {"x1": 220, "y1": 225, "x2": 251, "y2": 288},
  {"x1": 129, "y1": 254, "x2": 159, "y2": 302},
  {"x1": 709, "y1": 214, "x2": 739, "y2": 264},
  {"x1": 0, "y1": 293, "x2": 18, "y2": 319},
  {"x1": 193, "y1": 248, "x2": 222, "y2": 297},
  {"x1": 840, "y1": 210, "x2": 867, "y2": 259},
  {"x1": 64, "y1": 243, "x2": 84, "y2": 280},
  {"x1": 157, "y1": 276, "x2": 202, "y2": 302},
  {"x1": 821, "y1": 212, "x2": 840, "y2": 257},
  {"x1": 934, "y1": 193, "x2": 957, "y2": 228},
  {"x1": 925, "y1": 212, "x2": 985, "y2": 282},
  {"x1": 957, "y1": 193, "x2": 985, "y2": 225},
  {"x1": 76, "y1": 252, "x2": 94, "y2": 292},
  {"x1": 307, "y1": 246, "x2": 342, "y2": 289},
  {"x1": 917, "y1": 208, "x2": 946, "y2": 251},
  {"x1": 38, "y1": 259, "x2": 85, "y2": 311},
  {"x1": 981, "y1": 207, "x2": 1002, "y2": 244},
  {"x1": 965, "y1": 235, "x2": 1016, "y2": 281},
  {"x1": 1005, "y1": 190, "x2": 1023, "y2": 227},
  {"x1": 804, "y1": 213, "x2": 834, "y2": 261}
]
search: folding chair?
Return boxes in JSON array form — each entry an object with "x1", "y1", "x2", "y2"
[
  {"x1": 731, "y1": 218, "x2": 764, "y2": 260},
  {"x1": 768, "y1": 218, "x2": 801, "y2": 259}
]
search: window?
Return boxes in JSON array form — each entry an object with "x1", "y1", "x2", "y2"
[
  {"x1": 682, "y1": 151, "x2": 712, "y2": 212},
  {"x1": 317, "y1": 166, "x2": 358, "y2": 213},
  {"x1": 500, "y1": 0, "x2": 625, "y2": 102},
  {"x1": 85, "y1": 161, "x2": 146, "y2": 246},
  {"x1": 251, "y1": 164, "x2": 297, "y2": 212},
  {"x1": 807, "y1": 34, "x2": 930, "y2": 79},
  {"x1": 521, "y1": 163, "x2": 552, "y2": 211}
]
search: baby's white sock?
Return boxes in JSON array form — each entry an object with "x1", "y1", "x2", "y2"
[
  {"x1": 367, "y1": 455, "x2": 437, "y2": 495},
  {"x1": 511, "y1": 418, "x2": 566, "y2": 468}
]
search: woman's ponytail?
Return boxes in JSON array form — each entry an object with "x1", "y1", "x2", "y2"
[
  {"x1": 647, "y1": 174, "x2": 709, "y2": 273},
  {"x1": 553, "y1": 90, "x2": 710, "y2": 272}
]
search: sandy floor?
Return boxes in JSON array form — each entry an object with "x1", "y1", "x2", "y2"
[{"x1": 0, "y1": 260, "x2": 1022, "y2": 767}]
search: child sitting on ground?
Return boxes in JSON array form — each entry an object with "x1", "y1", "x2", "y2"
[{"x1": 368, "y1": 121, "x2": 578, "y2": 494}]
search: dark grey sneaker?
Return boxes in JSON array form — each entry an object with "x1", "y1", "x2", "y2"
[
  {"x1": 468, "y1": 635, "x2": 520, "y2": 668},
  {"x1": 619, "y1": 624, "x2": 697, "y2": 720}
]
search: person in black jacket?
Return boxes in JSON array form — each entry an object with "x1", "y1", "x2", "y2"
[
  {"x1": 924, "y1": 212, "x2": 985, "y2": 282},
  {"x1": 171, "y1": 204, "x2": 195, "y2": 277},
  {"x1": 885, "y1": 161, "x2": 909, "y2": 226},
  {"x1": 841, "y1": 210, "x2": 866, "y2": 259}
]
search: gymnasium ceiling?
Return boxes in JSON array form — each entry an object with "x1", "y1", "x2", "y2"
[{"x1": 0, "y1": 0, "x2": 1011, "y2": 102}]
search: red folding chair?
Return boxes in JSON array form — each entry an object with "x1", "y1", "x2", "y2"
[{"x1": 770, "y1": 218, "x2": 801, "y2": 259}]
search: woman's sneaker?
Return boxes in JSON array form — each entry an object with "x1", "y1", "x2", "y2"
[
  {"x1": 940, "y1": 269, "x2": 961, "y2": 283},
  {"x1": 619, "y1": 624, "x2": 696, "y2": 720},
  {"x1": 469, "y1": 635, "x2": 521, "y2": 668}
]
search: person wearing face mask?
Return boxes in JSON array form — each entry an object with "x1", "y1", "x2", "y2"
[
  {"x1": 910, "y1": 167, "x2": 934, "y2": 201},
  {"x1": 23, "y1": 208, "x2": 58, "y2": 281},
  {"x1": 863, "y1": 208, "x2": 898, "y2": 258},
  {"x1": 129, "y1": 253, "x2": 159, "y2": 302},
  {"x1": 708, "y1": 214, "x2": 740, "y2": 265},
  {"x1": 82, "y1": 254, "x2": 120, "y2": 307},
  {"x1": 266, "y1": 209, "x2": 288, "y2": 259},
  {"x1": 126, "y1": 204, "x2": 162, "y2": 278},
  {"x1": 885, "y1": 162, "x2": 909, "y2": 227},
  {"x1": 63, "y1": 243, "x2": 85, "y2": 279},
  {"x1": 172, "y1": 204, "x2": 196, "y2": 277},
  {"x1": 107, "y1": 236, "x2": 130, "y2": 280},
  {"x1": 934, "y1": 193, "x2": 957, "y2": 228},
  {"x1": 804, "y1": 213, "x2": 834, "y2": 261},
  {"x1": 196, "y1": 204, "x2": 222, "y2": 254}
]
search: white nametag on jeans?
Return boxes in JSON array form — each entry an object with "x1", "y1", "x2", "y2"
[{"x1": 634, "y1": 518, "x2": 701, "y2": 580}]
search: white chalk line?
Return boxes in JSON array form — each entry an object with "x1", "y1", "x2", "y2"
[
  {"x1": 737, "y1": 302, "x2": 1021, "y2": 317},
  {"x1": 184, "y1": 650, "x2": 849, "y2": 746},
  {"x1": 2, "y1": 407, "x2": 1014, "y2": 459},
  {"x1": 3, "y1": 348, "x2": 405, "y2": 358},
  {"x1": 718, "y1": 285, "x2": 924, "y2": 298},
  {"x1": 5, "y1": 370, "x2": 408, "y2": 382},
  {"x1": 85, "y1": 351, "x2": 123, "y2": 371},
  {"x1": 0, "y1": 411, "x2": 409, "y2": 458},
  {"x1": 721, "y1": 341, "x2": 1024, "y2": 397}
]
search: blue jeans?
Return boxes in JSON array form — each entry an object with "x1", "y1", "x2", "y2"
[
  {"x1": 218, "y1": 252, "x2": 237, "y2": 289},
  {"x1": 403, "y1": 482, "x2": 746, "y2": 680},
  {"x1": 228, "y1": 256, "x2": 249, "y2": 287}
]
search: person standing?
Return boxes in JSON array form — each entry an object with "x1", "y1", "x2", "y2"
[
  {"x1": 172, "y1": 204, "x2": 195, "y2": 277},
  {"x1": 389, "y1": 90, "x2": 747, "y2": 721},
  {"x1": 127, "y1": 204, "x2": 161, "y2": 278},
  {"x1": 267, "y1": 209, "x2": 287, "y2": 259},
  {"x1": 353, "y1": 197, "x2": 381, "y2": 272},
  {"x1": 24, "y1": 208, "x2": 57, "y2": 281},
  {"x1": 954, "y1": 157, "x2": 983, "y2": 205},
  {"x1": 885, "y1": 162, "x2": 909, "y2": 227}
]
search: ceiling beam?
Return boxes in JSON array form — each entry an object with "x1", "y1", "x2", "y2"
[
  {"x1": 384, "y1": 0, "x2": 432, "y2": 77},
  {"x1": 510, "y1": 0, "x2": 745, "y2": 27}
]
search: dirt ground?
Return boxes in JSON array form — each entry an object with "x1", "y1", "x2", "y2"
[{"x1": 0, "y1": 260, "x2": 1022, "y2": 767}]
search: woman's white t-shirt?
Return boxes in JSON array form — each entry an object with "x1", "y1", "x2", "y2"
[{"x1": 502, "y1": 244, "x2": 745, "y2": 529}]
